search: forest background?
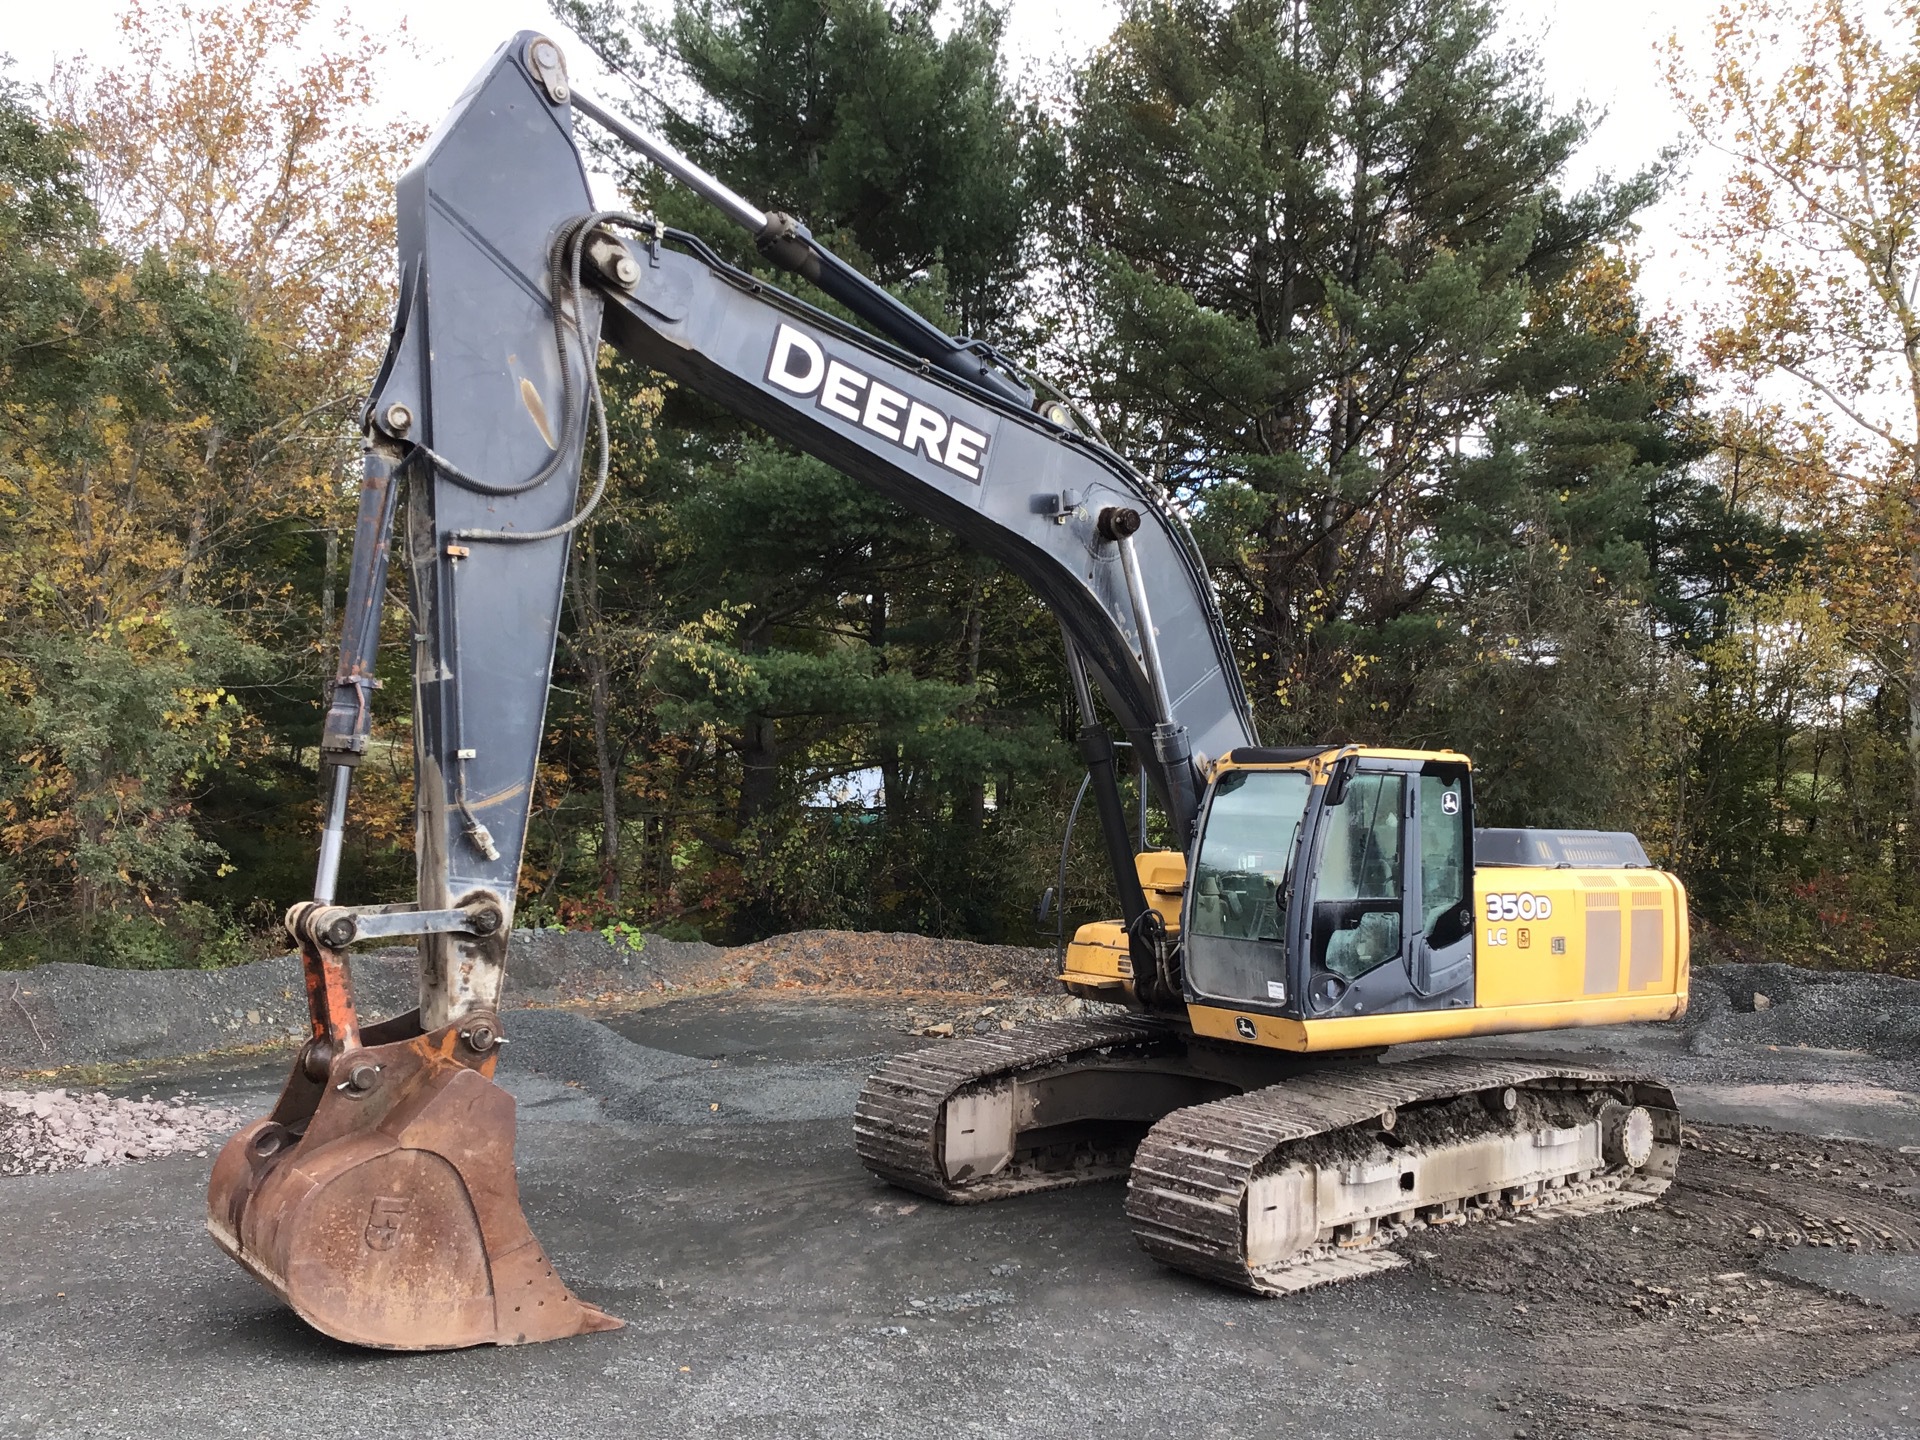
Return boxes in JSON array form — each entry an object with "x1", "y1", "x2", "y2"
[{"x1": 5, "y1": 0, "x2": 1920, "y2": 975}]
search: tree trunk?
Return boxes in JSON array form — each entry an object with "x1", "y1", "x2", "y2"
[
  {"x1": 872, "y1": 588, "x2": 902, "y2": 817},
  {"x1": 963, "y1": 580, "x2": 986, "y2": 832},
  {"x1": 566, "y1": 538, "x2": 621, "y2": 906},
  {"x1": 737, "y1": 713, "x2": 780, "y2": 825},
  {"x1": 320, "y1": 525, "x2": 339, "y2": 654},
  {"x1": 1907, "y1": 603, "x2": 1920, "y2": 888},
  {"x1": 737, "y1": 612, "x2": 780, "y2": 828}
]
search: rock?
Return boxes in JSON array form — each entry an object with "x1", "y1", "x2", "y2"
[
  {"x1": 0, "y1": 1088, "x2": 242, "y2": 1177},
  {"x1": 1753, "y1": 992, "x2": 1771, "y2": 1011}
]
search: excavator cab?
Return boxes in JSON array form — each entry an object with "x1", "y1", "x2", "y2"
[
  {"x1": 877, "y1": 739, "x2": 1687, "y2": 1287},
  {"x1": 1064, "y1": 744, "x2": 1686, "y2": 1055},
  {"x1": 1183, "y1": 748, "x2": 1476, "y2": 1019}
]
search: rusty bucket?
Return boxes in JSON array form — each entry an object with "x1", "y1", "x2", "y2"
[{"x1": 207, "y1": 912, "x2": 620, "y2": 1349}]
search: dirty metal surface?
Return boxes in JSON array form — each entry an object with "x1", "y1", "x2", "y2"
[
  {"x1": 853, "y1": 1016, "x2": 1175, "y2": 1201},
  {"x1": 1127, "y1": 1056, "x2": 1680, "y2": 1294},
  {"x1": 207, "y1": 1011, "x2": 615, "y2": 1349}
]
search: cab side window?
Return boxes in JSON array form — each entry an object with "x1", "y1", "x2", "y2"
[
  {"x1": 1313, "y1": 773, "x2": 1404, "y2": 979},
  {"x1": 1419, "y1": 772, "x2": 1471, "y2": 948}
]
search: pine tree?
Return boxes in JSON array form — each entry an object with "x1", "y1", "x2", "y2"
[
  {"x1": 1057, "y1": 0, "x2": 1663, "y2": 749},
  {"x1": 554, "y1": 0, "x2": 1064, "y2": 937}
]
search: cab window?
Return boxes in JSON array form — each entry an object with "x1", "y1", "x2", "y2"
[
  {"x1": 1419, "y1": 771, "x2": 1471, "y2": 948},
  {"x1": 1188, "y1": 769, "x2": 1311, "y2": 942},
  {"x1": 1185, "y1": 768, "x2": 1311, "y2": 1003}
]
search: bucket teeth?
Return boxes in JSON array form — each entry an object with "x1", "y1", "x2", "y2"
[{"x1": 206, "y1": 1014, "x2": 619, "y2": 1350}]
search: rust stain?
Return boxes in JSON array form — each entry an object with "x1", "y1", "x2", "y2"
[
  {"x1": 519, "y1": 377, "x2": 557, "y2": 449},
  {"x1": 207, "y1": 1014, "x2": 620, "y2": 1348}
]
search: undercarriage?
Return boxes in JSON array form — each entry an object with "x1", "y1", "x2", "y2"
[{"x1": 857, "y1": 1018, "x2": 1680, "y2": 1292}]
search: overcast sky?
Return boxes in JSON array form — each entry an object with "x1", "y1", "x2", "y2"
[{"x1": 7, "y1": 0, "x2": 1726, "y2": 318}]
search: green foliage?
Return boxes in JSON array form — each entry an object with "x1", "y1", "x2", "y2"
[
  {"x1": 561, "y1": 0, "x2": 1046, "y2": 330},
  {"x1": 6, "y1": 609, "x2": 266, "y2": 906},
  {"x1": 599, "y1": 919, "x2": 648, "y2": 956},
  {"x1": 541, "y1": 0, "x2": 1070, "y2": 942},
  {"x1": 1058, "y1": 0, "x2": 1666, "y2": 743},
  {"x1": 0, "y1": 87, "x2": 285, "y2": 958}
]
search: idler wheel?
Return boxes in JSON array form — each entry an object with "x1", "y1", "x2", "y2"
[{"x1": 1599, "y1": 1102, "x2": 1655, "y2": 1170}]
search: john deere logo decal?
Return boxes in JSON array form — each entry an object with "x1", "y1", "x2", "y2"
[{"x1": 1235, "y1": 1016, "x2": 1257, "y2": 1039}]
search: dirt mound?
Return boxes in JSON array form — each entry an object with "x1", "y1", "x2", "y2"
[
  {"x1": 1421, "y1": 1123, "x2": 1920, "y2": 1438},
  {"x1": 728, "y1": 929, "x2": 1058, "y2": 996},
  {"x1": 899, "y1": 993, "x2": 1123, "y2": 1037}
]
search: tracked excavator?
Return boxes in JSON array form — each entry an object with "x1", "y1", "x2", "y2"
[{"x1": 207, "y1": 33, "x2": 1690, "y2": 1349}]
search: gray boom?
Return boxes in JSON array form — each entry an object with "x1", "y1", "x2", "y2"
[{"x1": 316, "y1": 33, "x2": 1257, "y2": 1023}]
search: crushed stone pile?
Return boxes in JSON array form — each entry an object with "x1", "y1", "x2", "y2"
[
  {"x1": 0, "y1": 1088, "x2": 245, "y2": 1175},
  {"x1": 1686, "y1": 962, "x2": 1920, "y2": 1060},
  {"x1": 504, "y1": 1010, "x2": 867, "y2": 1124}
]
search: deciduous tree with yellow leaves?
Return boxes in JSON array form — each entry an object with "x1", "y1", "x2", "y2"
[
  {"x1": 1672, "y1": 0, "x2": 1920, "y2": 873},
  {"x1": 0, "y1": 0, "x2": 417, "y2": 965}
]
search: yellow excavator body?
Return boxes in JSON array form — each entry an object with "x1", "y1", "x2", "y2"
[{"x1": 1061, "y1": 746, "x2": 1690, "y2": 1053}]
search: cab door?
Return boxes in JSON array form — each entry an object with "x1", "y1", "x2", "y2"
[{"x1": 1408, "y1": 765, "x2": 1475, "y2": 1000}]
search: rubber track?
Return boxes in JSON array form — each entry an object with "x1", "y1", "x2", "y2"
[
  {"x1": 855, "y1": 1015, "x2": 1174, "y2": 1203},
  {"x1": 1125, "y1": 1055, "x2": 1678, "y2": 1292}
]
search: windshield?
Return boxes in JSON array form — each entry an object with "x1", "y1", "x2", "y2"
[{"x1": 1188, "y1": 769, "x2": 1311, "y2": 944}]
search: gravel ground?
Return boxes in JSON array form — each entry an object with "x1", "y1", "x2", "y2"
[
  {"x1": 2, "y1": 990, "x2": 1917, "y2": 1439},
  {"x1": 0, "y1": 1089, "x2": 243, "y2": 1175},
  {"x1": 1420, "y1": 1122, "x2": 1920, "y2": 1438}
]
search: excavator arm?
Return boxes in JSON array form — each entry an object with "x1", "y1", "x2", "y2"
[
  {"x1": 355, "y1": 31, "x2": 1254, "y2": 1015},
  {"x1": 208, "y1": 31, "x2": 1255, "y2": 1351}
]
